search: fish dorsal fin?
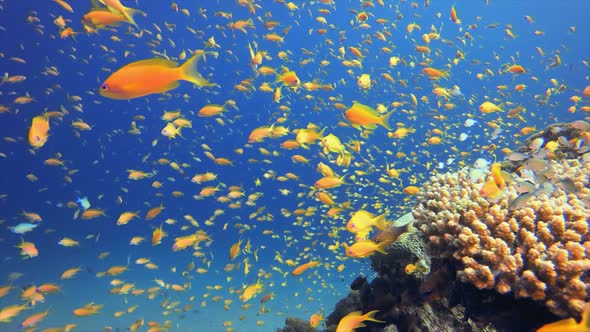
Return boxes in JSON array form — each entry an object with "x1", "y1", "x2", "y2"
[
  {"x1": 90, "y1": 0, "x2": 110, "y2": 11},
  {"x1": 125, "y1": 58, "x2": 178, "y2": 69}
]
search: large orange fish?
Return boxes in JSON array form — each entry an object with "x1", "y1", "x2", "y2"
[
  {"x1": 537, "y1": 303, "x2": 590, "y2": 332},
  {"x1": 28, "y1": 115, "x2": 50, "y2": 149},
  {"x1": 99, "y1": 51, "x2": 216, "y2": 100}
]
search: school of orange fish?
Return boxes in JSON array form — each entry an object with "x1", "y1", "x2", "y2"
[{"x1": 1, "y1": 0, "x2": 590, "y2": 331}]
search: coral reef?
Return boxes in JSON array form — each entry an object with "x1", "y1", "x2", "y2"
[
  {"x1": 277, "y1": 317, "x2": 320, "y2": 332},
  {"x1": 371, "y1": 230, "x2": 430, "y2": 280},
  {"x1": 280, "y1": 121, "x2": 589, "y2": 331},
  {"x1": 413, "y1": 156, "x2": 590, "y2": 318}
]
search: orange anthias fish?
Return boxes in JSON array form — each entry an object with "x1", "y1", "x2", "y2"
[
  {"x1": 343, "y1": 239, "x2": 390, "y2": 258},
  {"x1": 537, "y1": 303, "x2": 590, "y2": 332},
  {"x1": 28, "y1": 115, "x2": 50, "y2": 149},
  {"x1": 151, "y1": 223, "x2": 166, "y2": 245},
  {"x1": 335, "y1": 310, "x2": 384, "y2": 332},
  {"x1": 99, "y1": 51, "x2": 215, "y2": 100},
  {"x1": 83, "y1": 10, "x2": 129, "y2": 29},
  {"x1": 480, "y1": 163, "x2": 507, "y2": 201},
  {"x1": 346, "y1": 210, "x2": 389, "y2": 240},
  {"x1": 291, "y1": 261, "x2": 320, "y2": 276},
  {"x1": 20, "y1": 309, "x2": 49, "y2": 328},
  {"x1": 99, "y1": 0, "x2": 145, "y2": 27},
  {"x1": 16, "y1": 239, "x2": 38, "y2": 258},
  {"x1": 309, "y1": 312, "x2": 324, "y2": 328},
  {"x1": 73, "y1": 303, "x2": 103, "y2": 317},
  {"x1": 490, "y1": 163, "x2": 506, "y2": 190},
  {"x1": 276, "y1": 70, "x2": 301, "y2": 88},
  {"x1": 240, "y1": 279, "x2": 263, "y2": 302},
  {"x1": 344, "y1": 102, "x2": 393, "y2": 130}
]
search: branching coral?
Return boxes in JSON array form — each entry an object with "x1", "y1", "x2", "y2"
[{"x1": 413, "y1": 157, "x2": 590, "y2": 318}]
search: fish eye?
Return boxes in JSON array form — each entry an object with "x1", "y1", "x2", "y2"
[
  {"x1": 34, "y1": 136, "x2": 40, "y2": 142},
  {"x1": 100, "y1": 83, "x2": 108, "y2": 91},
  {"x1": 350, "y1": 223, "x2": 355, "y2": 229}
]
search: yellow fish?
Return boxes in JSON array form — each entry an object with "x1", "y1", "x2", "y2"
[
  {"x1": 161, "y1": 122, "x2": 182, "y2": 139},
  {"x1": 479, "y1": 101, "x2": 503, "y2": 113},
  {"x1": 357, "y1": 74, "x2": 371, "y2": 90},
  {"x1": 346, "y1": 210, "x2": 389, "y2": 240},
  {"x1": 321, "y1": 134, "x2": 346, "y2": 154}
]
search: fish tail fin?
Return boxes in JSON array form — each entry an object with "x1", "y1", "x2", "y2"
[
  {"x1": 273, "y1": 72, "x2": 283, "y2": 85},
  {"x1": 118, "y1": 6, "x2": 146, "y2": 28},
  {"x1": 373, "y1": 213, "x2": 389, "y2": 231},
  {"x1": 338, "y1": 175, "x2": 349, "y2": 186},
  {"x1": 180, "y1": 52, "x2": 216, "y2": 88},
  {"x1": 362, "y1": 310, "x2": 385, "y2": 323},
  {"x1": 375, "y1": 241, "x2": 391, "y2": 255},
  {"x1": 380, "y1": 111, "x2": 393, "y2": 130}
]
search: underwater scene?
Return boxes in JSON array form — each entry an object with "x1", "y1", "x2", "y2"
[{"x1": 0, "y1": 0, "x2": 589, "y2": 331}]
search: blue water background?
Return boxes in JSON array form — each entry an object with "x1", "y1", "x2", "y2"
[{"x1": 0, "y1": 0, "x2": 589, "y2": 331}]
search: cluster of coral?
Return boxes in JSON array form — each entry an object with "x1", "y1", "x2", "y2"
[{"x1": 413, "y1": 156, "x2": 590, "y2": 318}]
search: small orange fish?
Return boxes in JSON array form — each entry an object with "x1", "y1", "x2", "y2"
[
  {"x1": 151, "y1": 223, "x2": 166, "y2": 245},
  {"x1": 315, "y1": 175, "x2": 347, "y2": 189},
  {"x1": 422, "y1": 67, "x2": 449, "y2": 80},
  {"x1": 98, "y1": 0, "x2": 144, "y2": 27},
  {"x1": 28, "y1": 115, "x2": 50, "y2": 149},
  {"x1": 100, "y1": 52, "x2": 215, "y2": 100},
  {"x1": 480, "y1": 179, "x2": 503, "y2": 201},
  {"x1": 403, "y1": 186, "x2": 420, "y2": 195},
  {"x1": 309, "y1": 312, "x2": 324, "y2": 328},
  {"x1": 82, "y1": 10, "x2": 128, "y2": 29},
  {"x1": 344, "y1": 103, "x2": 392, "y2": 130},
  {"x1": 145, "y1": 203, "x2": 165, "y2": 220},
  {"x1": 229, "y1": 239, "x2": 242, "y2": 260},
  {"x1": 507, "y1": 64, "x2": 525, "y2": 74},
  {"x1": 490, "y1": 163, "x2": 506, "y2": 190},
  {"x1": 240, "y1": 279, "x2": 263, "y2": 302},
  {"x1": 0, "y1": 304, "x2": 29, "y2": 323},
  {"x1": 335, "y1": 310, "x2": 384, "y2": 332},
  {"x1": 291, "y1": 261, "x2": 320, "y2": 276},
  {"x1": 276, "y1": 71, "x2": 300, "y2": 88},
  {"x1": 73, "y1": 303, "x2": 103, "y2": 317},
  {"x1": 20, "y1": 309, "x2": 49, "y2": 328},
  {"x1": 450, "y1": 5, "x2": 461, "y2": 24},
  {"x1": 16, "y1": 239, "x2": 38, "y2": 258}
]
